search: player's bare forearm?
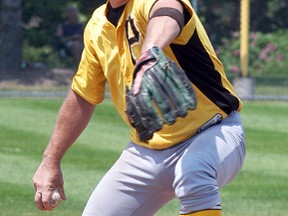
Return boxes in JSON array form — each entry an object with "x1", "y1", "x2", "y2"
[
  {"x1": 141, "y1": 0, "x2": 184, "y2": 53},
  {"x1": 42, "y1": 89, "x2": 95, "y2": 166},
  {"x1": 133, "y1": 0, "x2": 184, "y2": 94},
  {"x1": 33, "y1": 89, "x2": 95, "y2": 210}
]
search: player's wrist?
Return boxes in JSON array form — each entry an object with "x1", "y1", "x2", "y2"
[
  {"x1": 140, "y1": 45, "x2": 155, "y2": 56},
  {"x1": 135, "y1": 47, "x2": 158, "y2": 73},
  {"x1": 42, "y1": 152, "x2": 62, "y2": 168}
]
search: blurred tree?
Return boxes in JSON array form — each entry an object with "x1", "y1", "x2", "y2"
[
  {"x1": 197, "y1": 0, "x2": 240, "y2": 47},
  {"x1": 1, "y1": 0, "x2": 286, "y2": 75},
  {"x1": 0, "y1": 0, "x2": 22, "y2": 76},
  {"x1": 23, "y1": 0, "x2": 67, "y2": 47},
  {"x1": 197, "y1": 0, "x2": 287, "y2": 47},
  {"x1": 266, "y1": 0, "x2": 288, "y2": 31},
  {"x1": 22, "y1": 0, "x2": 106, "y2": 48},
  {"x1": 77, "y1": 0, "x2": 106, "y2": 17}
]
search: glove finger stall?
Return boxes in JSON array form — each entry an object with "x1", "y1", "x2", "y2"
[{"x1": 143, "y1": 72, "x2": 177, "y2": 125}]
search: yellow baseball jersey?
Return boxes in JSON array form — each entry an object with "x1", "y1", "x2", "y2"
[{"x1": 71, "y1": 0, "x2": 242, "y2": 149}]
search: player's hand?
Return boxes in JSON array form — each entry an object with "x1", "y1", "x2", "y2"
[
  {"x1": 33, "y1": 161, "x2": 66, "y2": 210},
  {"x1": 126, "y1": 47, "x2": 197, "y2": 142},
  {"x1": 133, "y1": 60, "x2": 155, "y2": 95}
]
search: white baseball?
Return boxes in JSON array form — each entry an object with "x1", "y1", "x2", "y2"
[{"x1": 50, "y1": 189, "x2": 61, "y2": 206}]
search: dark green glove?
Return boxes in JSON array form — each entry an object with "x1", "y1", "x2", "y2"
[{"x1": 126, "y1": 47, "x2": 197, "y2": 142}]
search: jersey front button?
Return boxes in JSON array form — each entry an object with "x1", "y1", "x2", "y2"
[
  {"x1": 119, "y1": 47, "x2": 124, "y2": 55},
  {"x1": 126, "y1": 76, "x2": 132, "y2": 83}
]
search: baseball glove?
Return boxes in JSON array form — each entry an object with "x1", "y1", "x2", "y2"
[{"x1": 126, "y1": 47, "x2": 197, "y2": 142}]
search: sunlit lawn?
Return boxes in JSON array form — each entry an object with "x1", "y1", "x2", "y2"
[{"x1": 0, "y1": 99, "x2": 287, "y2": 216}]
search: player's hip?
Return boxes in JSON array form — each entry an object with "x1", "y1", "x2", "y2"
[{"x1": 127, "y1": 110, "x2": 244, "y2": 165}]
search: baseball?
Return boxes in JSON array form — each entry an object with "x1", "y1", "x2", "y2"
[{"x1": 50, "y1": 189, "x2": 61, "y2": 206}]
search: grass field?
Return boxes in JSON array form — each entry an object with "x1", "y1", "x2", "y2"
[{"x1": 0, "y1": 98, "x2": 288, "y2": 216}]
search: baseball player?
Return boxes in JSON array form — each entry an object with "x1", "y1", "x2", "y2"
[{"x1": 33, "y1": 0, "x2": 246, "y2": 216}]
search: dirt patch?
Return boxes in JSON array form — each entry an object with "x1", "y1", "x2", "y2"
[{"x1": 0, "y1": 68, "x2": 75, "y2": 91}]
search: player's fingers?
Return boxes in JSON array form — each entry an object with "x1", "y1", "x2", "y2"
[
  {"x1": 41, "y1": 192, "x2": 55, "y2": 211},
  {"x1": 168, "y1": 62, "x2": 197, "y2": 110},
  {"x1": 133, "y1": 61, "x2": 156, "y2": 95},
  {"x1": 34, "y1": 191, "x2": 46, "y2": 211},
  {"x1": 145, "y1": 72, "x2": 176, "y2": 124},
  {"x1": 133, "y1": 70, "x2": 145, "y2": 95}
]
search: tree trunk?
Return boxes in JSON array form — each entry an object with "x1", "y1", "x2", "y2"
[{"x1": 0, "y1": 0, "x2": 22, "y2": 77}]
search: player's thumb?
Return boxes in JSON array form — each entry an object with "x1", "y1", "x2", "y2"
[
  {"x1": 133, "y1": 70, "x2": 145, "y2": 95},
  {"x1": 133, "y1": 81, "x2": 141, "y2": 95}
]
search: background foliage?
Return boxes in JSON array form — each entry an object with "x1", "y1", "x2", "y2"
[
  {"x1": 220, "y1": 30, "x2": 288, "y2": 78},
  {"x1": 20, "y1": 0, "x2": 105, "y2": 68},
  {"x1": 195, "y1": 0, "x2": 287, "y2": 46},
  {"x1": 1, "y1": 0, "x2": 288, "y2": 73},
  {"x1": 19, "y1": 0, "x2": 288, "y2": 67},
  {"x1": 22, "y1": 0, "x2": 105, "y2": 48}
]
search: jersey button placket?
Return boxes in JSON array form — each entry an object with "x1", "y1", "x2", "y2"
[{"x1": 127, "y1": 75, "x2": 132, "y2": 83}]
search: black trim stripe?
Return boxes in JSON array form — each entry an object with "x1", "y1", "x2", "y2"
[{"x1": 170, "y1": 31, "x2": 239, "y2": 114}]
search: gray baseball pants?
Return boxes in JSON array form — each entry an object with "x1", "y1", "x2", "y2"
[{"x1": 82, "y1": 111, "x2": 246, "y2": 216}]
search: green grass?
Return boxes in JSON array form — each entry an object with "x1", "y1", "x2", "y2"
[
  {"x1": 219, "y1": 101, "x2": 288, "y2": 216},
  {"x1": 0, "y1": 99, "x2": 288, "y2": 216}
]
